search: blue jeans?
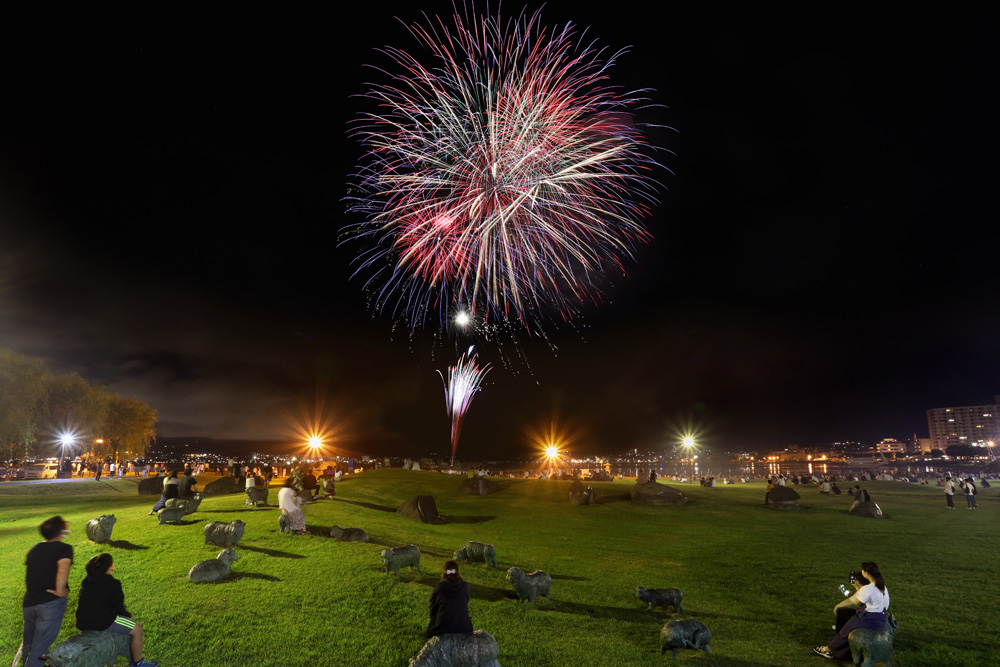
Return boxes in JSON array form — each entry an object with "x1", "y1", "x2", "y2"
[{"x1": 22, "y1": 596, "x2": 68, "y2": 665}]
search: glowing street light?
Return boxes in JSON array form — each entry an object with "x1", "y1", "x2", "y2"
[
  {"x1": 58, "y1": 433, "x2": 75, "y2": 476},
  {"x1": 682, "y1": 435, "x2": 695, "y2": 479}
]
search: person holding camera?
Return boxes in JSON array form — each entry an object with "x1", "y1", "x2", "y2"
[{"x1": 813, "y1": 562, "x2": 890, "y2": 660}]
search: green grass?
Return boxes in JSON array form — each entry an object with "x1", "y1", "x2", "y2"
[{"x1": 1, "y1": 471, "x2": 997, "y2": 666}]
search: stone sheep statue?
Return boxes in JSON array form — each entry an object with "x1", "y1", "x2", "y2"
[
  {"x1": 246, "y1": 486, "x2": 269, "y2": 506},
  {"x1": 203, "y1": 520, "x2": 245, "y2": 547},
  {"x1": 506, "y1": 567, "x2": 551, "y2": 603},
  {"x1": 188, "y1": 548, "x2": 239, "y2": 583},
  {"x1": 165, "y1": 491, "x2": 203, "y2": 515},
  {"x1": 157, "y1": 507, "x2": 187, "y2": 525},
  {"x1": 329, "y1": 525, "x2": 369, "y2": 542},
  {"x1": 849, "y1": 613, "x2": 897, "y2": 667},
  {"x1": 636, "y1": 586, "x2": 684, "y2": 613},
  {"x1": 46, "y1": 630, "x2": 132, "y2": 667},
  {"x1": 85, "y1": 515, "x2": 116, "y2": 544},
  {"x1": 660, "y1": 619, "x2": 712, "y2": 659},
  {"x1": 409, "y1": 630, "x2": 500, "y2": 667},
  {"x1": 380, "y1": 545, "x2": 422, "y2": 575},
  {"x1": 278, "y1": 513, "x2": 291, "y2": 534},
  {"x1": 453, "y1": 541, "x2": 497, "y2": 569}
]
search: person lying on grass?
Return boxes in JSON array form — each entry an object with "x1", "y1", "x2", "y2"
[{"x1": 75, "y1": 553, "x2": 158, "y2": 667}]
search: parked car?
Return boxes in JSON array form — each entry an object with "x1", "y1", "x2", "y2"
[{"x1": 24, "y1": 462, "x2": 60, "y2": 479}]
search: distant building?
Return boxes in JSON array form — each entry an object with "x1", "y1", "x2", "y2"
[
  {"x1": 927, "y1": 396, "x2": 1000, "y2": 452},
  {"x1": 875, "y1": 438, "x2": 906, "y2": 455}
]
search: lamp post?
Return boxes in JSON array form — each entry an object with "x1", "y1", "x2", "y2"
[
  {"x1": 59, "y1": 435, "x2": 74, "y2": 476},
  {"x1": 682, "y1": 436, "x2": 695, "y2": 480}
]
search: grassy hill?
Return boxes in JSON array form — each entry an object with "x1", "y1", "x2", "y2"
[{"x1": 1, "y1": 471, "x2": 997, "y2": 665}]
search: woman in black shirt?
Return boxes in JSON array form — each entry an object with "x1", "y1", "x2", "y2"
[
  {"x1": 76, "y1": 553, "x2": 158, "y2": 667},
  {"x1": 425, "y1": 560, "x2": 474, "y2": 639}
]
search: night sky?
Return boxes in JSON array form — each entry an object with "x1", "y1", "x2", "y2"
[{"x1": 1, "y1": 5, "x2": 996, "y2": 458}]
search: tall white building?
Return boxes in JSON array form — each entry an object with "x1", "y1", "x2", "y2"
[{"x1": 926, "y1": 396, "x2": 1000, "y2": 452}]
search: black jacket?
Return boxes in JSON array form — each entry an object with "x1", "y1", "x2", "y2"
[
  {"x1": 425, "y1": 578, "x2": 473, "y2": 638},
  {"x1": 76, "y1": 573, "x2": 131, "y2": 631}
]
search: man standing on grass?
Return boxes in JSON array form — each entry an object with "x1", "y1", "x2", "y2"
[
  {"x1": 21, "y1": 516, "x2": 73, "y2": 666},
  {"x1": 944, "y1": 475, "x2": 956, "y2": 509}
]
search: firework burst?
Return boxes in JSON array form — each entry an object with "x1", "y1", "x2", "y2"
[
  {"x1": 345, "y1": 6, "x2": 663, "y2": 338},
  {"x1": 439, "y1": 346, "x2": 491, "y2": 465}
]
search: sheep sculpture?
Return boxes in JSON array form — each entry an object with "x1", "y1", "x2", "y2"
[
  {"x1": 660, "y1": 619, "x2": 712, "y2": 659},
  {"x1": 506, "y1": 567, "x2": 551, "y2": 604},
  {"x1": 188, "y1": 548, "x2": 239, "y2": 583},
  {"x1": 380, "y1": 545, "x2": 422, "y2": 575},
  {"x1": 329, "y1": 525, "x2": 368, "y2": 542},
  {"x1": 409, "y1": 630, "x2": 500, "y2": 667},
  {"x1": 636, "y1": 586, "x2": 684, "y2": 613},
  {"x1": 157, "y1": 507, "x2": 187, "y2": 525},
  {"x1": 203, "y1": 520, "x2": 245, "y2": 547},
  {"x1": 246, "y1": 487, "x2": 269, "y2": 506},
  {"x1": 85, "y1": 515, "x2": 116, "y2": 544},
  {"x1": 453, "y1": 541, "x2": 497, "y2": 569},
  {"x1": 164, "y1": 492, "x2": 203, "y2": 515},
  {"x1": 849, "y1": 613, "x2": 897, "y2": 667},
  {"x1": 46, "y1": 630, "x2": 132, "y2": 667}
]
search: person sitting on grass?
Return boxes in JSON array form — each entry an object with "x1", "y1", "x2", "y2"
[
  {"x1": 76, "y1": 553, "x2": 158, "y2": 667},
  {"x1": 813, "y1": 561, "x2": 889, "y2": 661},
  {"x1": 425, "y1": 560, "x2": 473, "y2": 639},
  {"x1": 278, "y1": 477, "x2": 309, "y2": 535}
]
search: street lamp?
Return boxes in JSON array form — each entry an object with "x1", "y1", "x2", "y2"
[
  {"x1": 682, "y1": 436, "x2": 695, "y2": 480},
  {"x1": 59, "y1": 434, "x2": 74, "y2": 475}
]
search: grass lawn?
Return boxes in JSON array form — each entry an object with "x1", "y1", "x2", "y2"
[{"x1": 1, "y1": 470, "x2": 997, "y2": 666}]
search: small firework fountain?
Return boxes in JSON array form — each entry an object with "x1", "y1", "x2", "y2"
[{"x1": 439, "y1": 347, "x2": 491, "y2": 466}]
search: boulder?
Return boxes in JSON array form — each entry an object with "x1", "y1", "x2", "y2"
[
  {"x1": 203, "y1": 476, "x2": 243, "y2": 496},
  {"x1": 588, "y1": 470, "x2": 613, "y2": 482},
  {"x1": 137, "y1": 477, "x2": 164, "y2": 496},
  {"x1": 461, "y1": 476, "x2": 499, "y2": 496},
  {"x1": 768, "y1": 485, "x2": 801, "y2": 510},
  {"x1": 409, "y1": 631, "x2": 500, "y2": 667},
  {"x1": 397, "y1": 496, "x2": 442, "y2": 524},
  {"x1": 47, "y1": 631, "x2": 132, "y2": 667},
  {"x1": 848, "y1": 501, "x2": 884, "y2": 518},
  {"x1": 569, "y1": 480, "x2": 595, "y2": 506},
  {"x1": 630, "y1": 481, "x2": 688, "y2": 506}
]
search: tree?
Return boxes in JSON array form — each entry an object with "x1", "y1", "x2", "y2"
[
  {"x1": 46, "y1": 372, "x2": 112, "y2": 459},
  {"x1": 102, "y1": 395, "x2": 158, "y2": 462},
  {"x1": 0, "y1": 349, "x2": 49, "y2": 461}
]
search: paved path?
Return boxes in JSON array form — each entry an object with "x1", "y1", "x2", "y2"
[{"x1": 1, "y1": 476, "x2": 137, "y2": 485}]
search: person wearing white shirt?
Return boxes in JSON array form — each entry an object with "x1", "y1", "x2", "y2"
[
  {"x1": 277, "y1": 478, "x2": 309, "y2": 535},
  {"x1": 814, "y1": 562, "x2": 890, "y2": 660}
]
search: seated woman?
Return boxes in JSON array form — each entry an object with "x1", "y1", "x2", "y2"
[
  {"x1": 425, "y1": 560, "x2": 473, "y2": 639},
  {"x1": 76, "y1": 553, "x2": 158, "y2": 667},
  {"x1": 147, "y1": 471, "x2": 178, "y2": 516},
  {"x1": 814, "y1": 561, "x2": 890, "y2": 660}
]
